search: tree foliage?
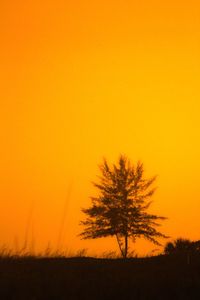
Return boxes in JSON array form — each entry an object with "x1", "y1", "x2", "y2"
[{"x1": 80, "y1": 155, "x2": 167, "y2": 258}]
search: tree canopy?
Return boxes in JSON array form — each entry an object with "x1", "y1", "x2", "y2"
[{"x1": 80, "y1": 155, "x2": 167, "y2": 258}]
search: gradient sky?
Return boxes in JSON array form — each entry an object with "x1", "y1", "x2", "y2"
[{"x1": 0, "y1": 0, "x2": 200, "y2": 255}]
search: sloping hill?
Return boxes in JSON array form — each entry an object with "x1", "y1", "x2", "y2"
[{"x1": 0, "y1": 255, "x2": 200, "y2": 299}]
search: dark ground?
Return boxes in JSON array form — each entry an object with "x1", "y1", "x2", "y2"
[{"x1": 1, "y1": 254, "x2": 200, "y2": 300}]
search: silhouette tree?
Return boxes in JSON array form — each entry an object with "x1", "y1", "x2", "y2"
[
  {"x1": 164, "y1": 238, "x2": 200, "y2": 255},
  {"x1": 164, "y1": 238, "x2": 200, "y2": 265},
  {"x1": 80, "y1": 155, "x2": 167, "y2": 258}
]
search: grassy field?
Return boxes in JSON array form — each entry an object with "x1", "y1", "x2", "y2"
[{"x1": 0, "y1": 254, "x2": 200, "y2": 299}]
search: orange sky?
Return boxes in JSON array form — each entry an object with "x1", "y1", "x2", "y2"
[{"x1": 0, "y1": 0, "x2": 200, "y2": 256}]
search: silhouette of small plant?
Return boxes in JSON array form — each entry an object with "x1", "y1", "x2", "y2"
[
  {"x1": 76, "y1": 248, "x2": 88, "y2": 257},
  {"x1": 101, "y1": 251, "x2": 117, "y2": 259},
  {"x1": 164, "y1": 238, "x2": 200, "y2": 255}
]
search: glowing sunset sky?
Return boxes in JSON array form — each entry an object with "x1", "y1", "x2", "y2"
[{"x1": 0, "y1": 0, "x2": 200, "y2": 255}]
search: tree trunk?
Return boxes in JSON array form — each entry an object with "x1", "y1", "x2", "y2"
[
  {"x1": 115, "y1": 234, "x2": 124, "y2": 258},
  {"x1": 115, "y1": 234, "x2": 128, "y2": 258},
  {"x1": 124, "y1": 234, "x2": 128, "y2": 258}
]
